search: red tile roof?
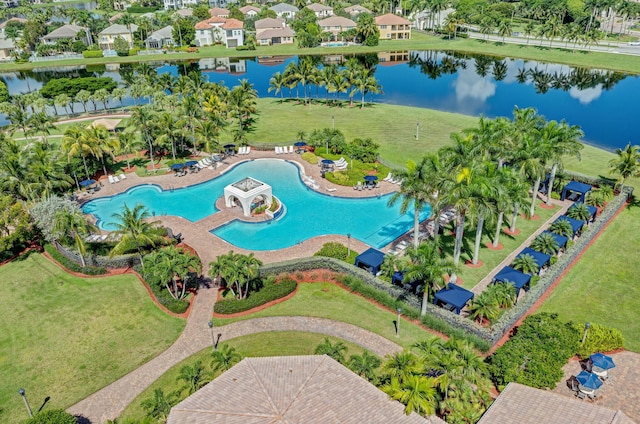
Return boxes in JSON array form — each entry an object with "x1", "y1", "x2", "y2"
[
  {"x1": 375, "y1": 13, "x2": 411, "y2": 25},
  {"x1": 222, "y1": 18, "x2": 244, "y2": 29}
]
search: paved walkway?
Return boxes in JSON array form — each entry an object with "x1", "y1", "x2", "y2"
[
  {"x1": 67, "y1": 311, "x2": 402, "y2": 423},
  {"x1": 552, "y1": 351, "x2": 640, "y2": 422}
]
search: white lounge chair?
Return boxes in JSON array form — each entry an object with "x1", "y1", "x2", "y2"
[
  {"x1": 203, "y1": 158, "x2": 212, "y2": 165},
  {"x1": 289, "y1": 146, "x2": 294, "y2": 153},
  {"x1": 108, "y1": 175, "x2": 115, "y2": 184},
  {"x1": 245, "y1": 146, "x2": 251, "y2": 155},
  {"x1": 335, "y1": 158, "x2": 347, "y2": 166},
  {"x1": 383, "y1": 173, "x2": 393, "y2": 182},
  {"x1": 113, "y1": 175, "x2": 120, "y2": 183},
  {"x1": 120, "y1": 173, "x2": 126, "y2": 180},
  {"x1": 335, "y1": 164, "x2": 347, "y2": 170},
  {"x1": 326, "y1": 187, "x2": 337, "y2": 192}
]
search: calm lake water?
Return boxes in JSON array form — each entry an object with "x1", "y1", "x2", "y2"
[{"x1": 1, "y1": 50, "x2": 635, "y2": 151}]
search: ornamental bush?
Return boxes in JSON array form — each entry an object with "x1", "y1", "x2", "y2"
[
  {"x1": 24, "y1": 409, "x2": 77, "y2": 424},
  {"x1": 214, "y1": 276, "x2": 297, "y2": 314},
  {"x1": 82, "y1": 50, "x2": 103, "y2": 58},
  {"x1": 301, "y1": 152, "x2": 318, "y2": 165},
  {"x1": 314, "y1": 242, "x2": 349, "y2": 261},
  {"x1": 575, "y1": 322, "x2": 624, "y2": 359},
  {"x1": 45, "y1": 244, "x2": 107, "y2": 275}
]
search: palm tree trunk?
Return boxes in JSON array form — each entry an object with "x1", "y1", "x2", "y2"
[
  {"x1": 510, "y1": 204, "x2": 519, "y2": 233},
  {"x1": 493, "y1": 211, "x2": 504, "y2": 247},
  {"x1": 165, "y1": 281, "x2": 178, "y2": 299},
  {"x1": 472, "y1": 212, "x2": 484, "y2": 264},
  {"x1": 421, "y1": 288, "x2": 428, "y2": 317},
  {"x1": 530, "y1": 177, "x2": 541, "y2": 217},
  {"x1": 82, "y1": 155, "x2": 90, "y2": 179},
  {"x1": 451, "y1": 213, "x2": 465, "y2": 283},
  {"x1": 546, "y1": 163, "x2": 557, "y2": 205},
  {"x1": 77, "y1": 245, "x2": 86, "y2": 267},
  {"x1": 413, "y1": 207, "x2": 420, "y2": 248},
  {"x1": 180, "y1": 278, "x2": 187, "y2": 300}
]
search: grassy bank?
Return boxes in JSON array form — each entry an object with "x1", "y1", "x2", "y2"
[
  {"x1": 119, "y1": 331, "x2": 370, "y2": 421},
  {"x1": 3, "y1": 32, "x2": 640, "y2": 73},
  {"x1": 0, "y1": 253, "x2": 185, "y2": 424}
]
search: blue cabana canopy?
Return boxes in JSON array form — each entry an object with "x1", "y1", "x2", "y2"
[
  {"x1": 567, "y1": 204, "x2": 598, "y2": 223},
  {"x1": 493, "y1": 266, "x2": 531, "y2": 291},
  {"x1": 171, "y1": 163, "x2": 185, "y2": 170},
  {"x1": 561, "y1": 181, "x2": 592, "y2": 203},
  {"x1": 516, "y1": 247, "x2": 551, "y2": 272},
  {"x1": 555, "y1": 216, "x2": 584, "y2": 236},
  {"x1": 392, "y1": 271, "x2": 404, "y2": 286},
  {"x1": 79, "y1": 179, "x2": 96, "y2": 187},
  {"x1": 542, "y1": 230, "x2": 568, "y2": 249},
  {"x1": 354, "y1": 248, "x2": 385, "y2": 276},
  {"x1": 433, "y1": 283, "x2": 474, "y2": 315}
]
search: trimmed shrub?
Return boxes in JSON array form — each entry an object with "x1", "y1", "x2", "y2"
[
  {"x1": 575, "y1": 322, "x2": 624, "y2": 358},
  {"x1": 24, "y1": 409, "x2": 77, "y2": 424},
  {"x1": 45, "y1": 244, "x2": 107, "y2": 275},
  {"x1": 82, "y1": 50, "x2": 103, "y2": 58},
  {"x1": 488, "y1": 313, "x2": 580, "y2": 390},
  {"x1": 214, "y1": 276, "x2": 296, "y2": 314},
  {"x1": 301, "y1": 151, "x2": 318, "y2": 165},
  {"x1": 314, "y1": 242, "x2": 349, "y2": 261},
  {"x1": 155, "y1": 290, "x2": 190, "y2": 314}
]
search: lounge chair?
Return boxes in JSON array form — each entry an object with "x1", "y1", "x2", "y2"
[
  {"x1": 395, "y1": 178, "x2": 403, "y2": 185},
  {"x1": 326, "y1": 187, "x2": 337, "y2": 192},
  {"x1": 202, "y1": 158, "x2": 212, "y2": 165},
  {"x1": 120, "y1": 173, "x2": 126, "y2": 180},
  {"x1": 289, "y1": 146, "x2": 294, "y2": 153},
  {"x1": 354, "y1": 181, "x2": 362, "y2": 190},
  {"x1": 382, "y1": 173, "x2": 393, "y2": 182},
  {"x1": 108, "y1": 175, "x2": 115, "y2": 184},
  {"x1": 245, "y1": 146, "x2": 251, "y2": 155}
]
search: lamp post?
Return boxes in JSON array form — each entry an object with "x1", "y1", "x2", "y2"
[
  {"x1": 18, "y1": 389, "x2": 33, "y2": 418},
  {"x1": 347, "y1": 233, "x2": 351, "y2": 257},
  {"x1": 326, "y1": 138, "x2": 329, "y2": 155},
  {"x1": 582, "y1": 322, "x2": 591, "y2": 343},
  {"x1": 208, "y1": 321, "x2": 216, "y2": 351},
  {"x1": 415, "y1": 122, "x2": 419, "y2": 140},
  {"x1": 332, "y1": 115, "x2": 334, "y2": 130},
  {"x1": 396, "y1": 308, "x2": 402, "y2": 337},
  {"x1": 350, "y1": 155, "x2": 353, "y2": 172}
]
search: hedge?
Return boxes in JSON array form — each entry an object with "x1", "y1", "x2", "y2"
[
  {"x1": 214, "y1": 277, "x2": 297, "y2": 314},
  {"x1": 575, "y1": 322, "x2": 624, "y2": 359},
  {"x1": 82, "y1": 50, "x2": 103, "y2": 58},
  {"x1": 155, "y1": 290, "x2": 190, "y2": 314},
  {"x1": 45, "y1": 244, "x2": 107, "y2": 275}
]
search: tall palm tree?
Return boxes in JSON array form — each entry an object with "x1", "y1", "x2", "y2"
[
  {"x1": 26, "y1": 142, "x2": 73, "y2": 200},
  {"x1": 542, "y1": 120, "x2": 584, "y2": 205},
  {"x1": 608, "y1": 143, "x2": 640, "y2": 187},
  {"x1": 129, "y1": 106, "x2": 157, "y2": 173},
  {"x1": 85, "y1": 125, "x2": 120, "y2": 177},
  {"x1": 62, "y1": 124, "x2": 99, "y2": 180},
  {"x1": 110, "y1": 203, "x2": 165, "y2": 266},
  {"x1": 210, "y1": 344, "x2": 242, "y2": 372},
  {"x1": 117, "y1": 131, "x2": 141, "y2": 170},
  {"x1": 53, "y1": 208, "x2": 97, "y2": 267},
  {"x1": 268, "y1": 71, "x2": 287, "y2": 102},
  {"x1": 404, "y1": 239, "x2": 456, "y2": 317},
  {"x1": 229, "y1": 79, "x2": 258, "y2": 133}
]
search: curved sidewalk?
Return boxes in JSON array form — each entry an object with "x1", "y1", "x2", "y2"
[{"x1": 67, "y1": 311, "x2": 402, "y2": 423}]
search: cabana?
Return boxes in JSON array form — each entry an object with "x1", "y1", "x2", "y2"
[
  {"x1": 542, "y1": 230, "x2": 568, "y2": 250},
  {"x1": 516, "y1": 247, "x2": 551, "y2": 273},
  {"x1": 493, "y1": 266, "x2": 531, "y2": 292},
  {"x1": 223, "y1": 177, "x2": 272, "y2": 217},
  {"x1": 561, "y1": 181, "x2": 592, "y2": 203},
  {"x1": 433, "y1": 283, "x2": 474, "y2": 315},
  {"x1": 354, "y1": 248, "x2": 385, "y2": 276},
  {"x1": 554, "y1": 216, "x2": 584, "y2": 237},
  {"x1": 392, "y1": 271, "x2": 404, "y2": 286}
]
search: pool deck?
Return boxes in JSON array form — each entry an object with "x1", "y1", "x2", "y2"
[{"x1": 83, "y1": 149, "x2": 405, "y2": 267}]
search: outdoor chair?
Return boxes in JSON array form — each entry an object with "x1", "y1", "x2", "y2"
[
  {"x1": 113, "y1": 175, "x2": 120, "y2": 183},
  {"x1": 120, "y1": 173, "x2": 127, "y2": 180},
  {"x1": 108, "y1": 175, "x2": 115, "y2": 184}
]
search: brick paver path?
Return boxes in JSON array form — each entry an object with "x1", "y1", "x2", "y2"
[{"x1": 552, "y1": 350, "x2": 640, "y2": 421}]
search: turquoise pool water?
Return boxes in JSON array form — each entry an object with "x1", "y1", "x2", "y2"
[{"x1": 82, "y1": 159, "x2": 431, "y2": 250}]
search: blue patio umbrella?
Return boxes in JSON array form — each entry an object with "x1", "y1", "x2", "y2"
[
  {"x1": 171, "y1": 163, "x2": 185, "y2": 171},
  {"x1": 590, "y1": 352, "x2": 615, "y2": 370},
  {"x1": 185, "y1": 160, "x2": 198, "y2": 167},
  {"x1": 79, "y1": 179, "x2": 96, "y2": 187},
  {"x1": 364, "y1": 175, "x2": 378, "y2": 182},
  {"x1": 576, "y1": 370, "x2": 604, "y2": 390},
  {"x1": 294, "y1": 141, "x2": 307, "y2": 147},
  {"x1": 223, "y1": 144, "x2": 236, "y2": 148},
  {"x1": 321, "y1": 159, "x2": 334, "y2": 164}
]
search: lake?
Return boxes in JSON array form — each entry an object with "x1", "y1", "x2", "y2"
[{"x1": 1, "y1": 50, "x2": 635, "y2": 151}]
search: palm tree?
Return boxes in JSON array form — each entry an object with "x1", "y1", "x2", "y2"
[
  {"x1": 489, "y1": 282, "x2": 517, "y2": 308},
  {"x1": 111, "y1": 87, "x2": 128, "y2": 111},
  {"x1": 75, "y1": 89, "x2": 92, "y2": 113},
  {"x1": 467, "y1": 292, "x2": 500, "y2": 324},
  {"x1": 110, "y1": 203, "x2": 165, "y2": 266},
  {"x1": 208, "y1": 251, "x2": 263, "y2": 299},
  {"x1": 117, "y1": 131, "x2": 140, "y2": 170},
  {"x1": 348, "y1": 351, "x2": 381, "y2": 383},
  {"x1": 382, "y1": 375, "x2": 438, "y2": 416},
  {"x1": 143, "y1": 246, "x2": 202, "y2": 300},
  {"x1": 511, "y1": 253, "x2": 539, "y2": 275},
  {"x1": 54, "y1": 93, "x2": 72, "y2": 118},
  {"x1": 530, "y1": 232, "x2": 560, "y2": 256},
  {"x1": 177, "y1": 361, "x2": 206, "y2": 395},
  {"x1": 85, "y1": 125, "x2": 120, "y2": 177},
  {"x1": 93, "y1": 88, "x2": 110, "y2": 113},
  {"x1": 404, "y1": 239, "x2": 456, "y2": 317},
  {"x1": 566, "y1": 203, "x2": 591, "y2": 222},
  {"x1": 542, "y1": 120, "x2": 584, "y2": 205},
  {"x1": 62, "y1": 124, "x2": 99, "y2": 180},
  {"x1": 210, "y1": 344, "x2": 242, "y2": 372},
  {"x1": 53, "y1": 209, "x2": 97, "y2": 267},
  {"x1": 129, "y1": 106, "x2": 157, "y2": 173},
  {"x1": 268, "y1": 71, "x2": 287, "y2": 102},
  {"x1": 608, "y1": 143, "x2": 640, "y2": 187},
  {"x1": 229, "y1": 79, "x2": 258, "y2": 133},
  {"x1": 549, "y1": 219, "x2": 574, "y2": 238},
  {"x1": 382, "y1": 351, "x2": 423, "y2": 382},
  {"x1": 497, "y1": 19, "x2": 512, "y2": 42},
  {"x1": 141, "y1": 389, "x2": 173, "y2": 421},
  {"x1": 314, "y1": 338, "x2": 347, "y2": 363}
]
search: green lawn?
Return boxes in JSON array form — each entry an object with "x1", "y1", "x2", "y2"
[
  {"x1": 119, "y1": 331, "x2": 371, "y2": 421},
  {"x1": 213, "y1": 282, "x2": 438, "y2": 350},
  {"x1": 0, "y1": 253, "x2": 185, "y2": 424}
]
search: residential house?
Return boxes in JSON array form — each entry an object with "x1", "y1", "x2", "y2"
[
  {"x1": 318, "y1": 16, "x2": 356, "y2": 40},
  {"x1": 344, "y1": 4, "x2": 372, "y2": 18},
  {"x1": 144, "y1": 25, "x2": 175, "y2": 49},
  {"x1": 195, "y1": 16, "x2": 244, "y2": 48},
  {"x1": 163, "y1": 0, "x2": 197, "y2": 10},
  {"x1": 199, "y1": 57, "x2": 246, "y2": 74},
  {"x1": 97, "y1": 23, "x2": 138, "y2": 50},
  {"x1": 174, "y1": 8, "x2": 193, "y2": 17},
  {"x1": 269, "y1": 3, "x2": 298, "y2": 20},
  {"x1": 0, "y1": 17, "x2": 27, "y2": 39},
  {"x1": 239, "y1": 5, "x2": 261, "y2": 18},
  {"x1": 0, "y1": 38, "x2": 15, "y2": 60},
  {"x1": 209, "y1": 7, "x2": 230, "y2": 17},
  {"x1": 306, "y1": 2, "x2": 333, "y2": 18},
  {"x1": 41, "y1": 24, "x2": 92, "y2": 46},
  {"x1": 208, "y1": 0, "x2": 238, "y2": 8},
  {"x1": 0, "y1": 0, "x2": 18, "y2": 7},
  {"x1": 375, "y1": 13, "x2": 411, "y2": 40},
  {"x1": 108, "y1": 13, "x2": 124, "y2": 23},
  {"x1": 112, "y1": 0, "x2": 131, "y2": 11},
  {"x1": 255, "y1": 18, "x2": 294, "y2": 45}
]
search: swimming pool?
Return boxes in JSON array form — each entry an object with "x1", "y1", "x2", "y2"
[{"x1": 82, "y1": 159, "x2": 431, "y2": 250}]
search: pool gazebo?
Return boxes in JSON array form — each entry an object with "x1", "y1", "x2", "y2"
[
  {"x1": 561, "y1": 181, "x2": 592, "y2": 203},
  {"x1": 224, "y1": 177, "x2": 272, "y2": 217}
]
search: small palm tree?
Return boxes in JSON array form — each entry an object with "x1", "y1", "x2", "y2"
[
  {"x1": 487, "y1": 282, "x2": 517, "y2": 308},
  {"x1": 110, "y1": 203, "x2": 165, "y2": 266},
  {"x1": 566, "y1": 203, "x2": 591, "y2": 222},
  {"x1": 211, "y1": 344, "x2": 242, "y2": 373},
  {"x1": 382, "y1": 375, "x2": 438, "y2": 416},
  {"x1": 348, "y1": 351, "x2": 381, "y2": 383},
  {"x1": 53, "y1": 209, "x2": 97, "y2": 267},
  {"x1": 314, "y1": 338, "x2": 347, "y2": 364},
  {"x1": 382, "y1": 351, "x2": 424, "y2": 382},
  {"x1": 512, "y1": 253, "x2": 539, "y2": 275},
  {"x1": 608, "y1": 143, "x2": 640, "y2": 187},
  {"x1": 586, "y1": 186, "x2": 613, "y2": 208},
  {"x1": 549, "y1": 219, "x2": 574, "y2": 238},
  {"x1": 140, "y1": 388, "x2": 173, "y2": 421},
  {"x1": 177, "y1": 360, "x2": 207, "y2": 395},
  {"x1": 530, "y1": 232, "x2": 560, "y2": 256},
  {"x1": 467, "y1": 292, "x2": 500, "y2": 324}
]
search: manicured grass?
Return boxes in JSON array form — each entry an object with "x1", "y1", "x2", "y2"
[
  {"x1": 213, "y1": 282, "x2": 438, "y2": 349},
  {"x1": 538, "y1": 203, "x2": 640, "y2": 352},
  {"x1": 119, "y1": 331, "x2": 370, "y2": 421},
  {"x1": 0, "y1": 253, "x2": 185, "y2": 424},
  {"x1": 3, "y1": 32, "x2": 640, "y2": 74}
]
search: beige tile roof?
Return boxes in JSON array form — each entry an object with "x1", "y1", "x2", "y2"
[
  {"x1": 167, "y1": 356, "x2": 440, "y2": 424},
  {"x1": 255, "y1": 17, "x2": 286, "y2": 30},
  {"x1": 375, "y1": 13, "x2": 411, "y2": 25},
  {"x1": 318, "y1": 16, "x2": 356, "y2": 27},
  {"x1": 306, "y1": 2, "x2": 332, "y2": 12},
  {"x1": 240, "y1": 5, "x2": 261, "y2": 14},
  {"x1": 0, "y1": 17, "x2": 27, "y2": 28},
  {"x1": 222, "y1": 18, "x2": 244, "y2": 29},
  {"x1": 478, "y1": 383, "x2": 637, "y2": 424},
  {"x1": 257, "y1": 28, "x2": 295, "y2": 40},
  {"x1": 344, "y1": 4, "x2": 372, "y2": 14},
  {"x1": 209, "y1": 7, "x2": 230, "y2": 16}
]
